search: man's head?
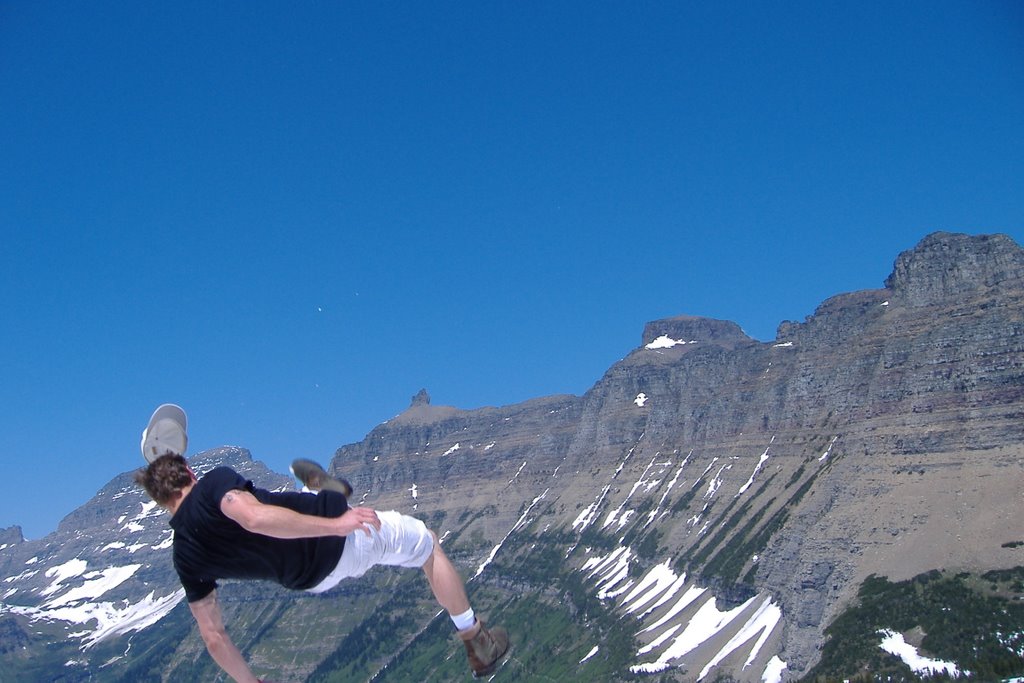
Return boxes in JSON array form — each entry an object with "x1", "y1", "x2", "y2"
[{"x1": 134, "y1": 453, "x2": 195, "y2": 507}]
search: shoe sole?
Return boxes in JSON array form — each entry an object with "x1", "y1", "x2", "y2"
[{"x1": 290, "y1": 459, "x2": 353, "y2": 497}]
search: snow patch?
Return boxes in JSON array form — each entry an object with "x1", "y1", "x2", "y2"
[
  {"x1": 737, "y1": 438, "x2": 773, "y2": 496},
  {"x1": 4, "y1": 569, "x2": 38, "y2": 583},
  {"x1": 621, "y1": 560, "x2": 678, "y2": 614},
  {"x1": 632, "y1": 595, "x2": 757, "y2": 674},
  {"x1": 645, "y1": 335, "x2": 695, "y2": 350},
  {"x1": 151, "y1": 531, "x2": 174, "y2": 551},
  {"x1": 40, "y1": 559, "x2": 89, "y2": 597},
  {"x1": 579, "y1": 551, "x2": 787, "y2": 680},
  {"x1": 473, "y1": 490, "x2": 548, "y2": 579},
  {"x1": 44, "y1": 565, "x2": 141, "y2": 608},
  {"x1": 508, "y1": 461, "x2": 527, "y2": 485},
  {"x1": 878, "y1": 630, "x2": 961, "y2": 677},
  {"x1": 582, "y1": 546, "x2": 635, "y2": 600},
  {"x1": 762, "y1": 656, "x2": 787, "y2": 683},
  {"x1": 4, "y1": 582, "x2": 184, "y2": 650},
  {"x1": 573, "y1": 486, "x2": 611, "y2": 532},
  {"x1": 704, "y1": 463, "x2": 731, "y2": 499},
  {"x1": 646, "y1": 454, "x2": 689, "y2": 528},
  {"x1": 698, "y1": 596, "x2": 782, "y2": 679},
  {"x1": 819, "y1": 435, "x2": 838, "y2": 462},
  {"x1": 84, "y1": 589, "x2": 184, "y2": 648},
  {"x1": 639, "y1": 584, "x2": 708, "y2": 635}
]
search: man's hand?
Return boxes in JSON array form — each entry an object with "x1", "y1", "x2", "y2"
[{"x1": 336, "y1": 507, "x2": 381, "y2": 537}]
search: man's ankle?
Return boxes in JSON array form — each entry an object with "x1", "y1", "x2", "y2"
[
  {"x1": 457, "y1": 619, "x2": 482, "y2": 639},
  {"x1": 451, "y1": 607, "x2": 476, "y2": 632}
]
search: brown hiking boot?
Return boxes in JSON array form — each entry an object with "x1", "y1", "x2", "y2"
[
  {"x1": 290, "y1": 458, "x2": 353, "y2": 498},
  {"x1": 458, "y1": 619, "x2": 509, "y2": 678}
]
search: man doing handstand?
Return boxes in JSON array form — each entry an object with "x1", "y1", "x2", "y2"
[{"x1": 135, "y1": 404, "x2": 509, "y2": 682}]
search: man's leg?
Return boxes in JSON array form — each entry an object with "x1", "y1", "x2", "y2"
[
  {"x1": 421, "y1": 531, "x2": 510, "y2": 677},
  {"x1": 421, "y1": 531, "x2": 471, "y2": 615},
  {"x1": 310, "y1": 507, "x2": 510, "y2": 677},
  {"x1": 291, "y1": 458, "x2": 353, "y2": 498}
]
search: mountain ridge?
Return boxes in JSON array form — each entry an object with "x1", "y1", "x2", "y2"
[{"x1": 1, "y1": 231, "x2": 1022, "y2": 682}]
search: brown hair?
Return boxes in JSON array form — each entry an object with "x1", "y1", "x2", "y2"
[{"x1": 133, "y1": 453, "x2": 193, "y2": 506}]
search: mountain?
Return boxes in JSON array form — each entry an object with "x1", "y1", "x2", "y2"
[{"x1": 1, "y1": 231, "x2": 1022, "y2": 682}]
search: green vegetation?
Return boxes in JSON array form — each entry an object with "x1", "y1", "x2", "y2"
[
  {"x1": 700, "y1": 496, "x2": 774, "y2": 585},
  {"x1": 381, "y1": 589, "x2": 639, "y2": 682},
  {"x1": 686, "y1": 497, "x2": 754, "y2": 569},
  {"x1": 685, "y1": 469, "x2": 780, "y2": 580},
  {"x1": 671, "y1": 444, "x2": 835, "y2": 593},
  {"x1": 669, "y1": 477, "x2": 704, "y2": 515},
  {"x1": 982, "y1": 566, "x2": 1024, "y2": 594},
  {"x1": 632, "y1": 526, "x2": 664, "y2": 560},
  {"x1": 786, "y1": 463, "x2": 807, "y2": 488},
  {"x1": 804, "y1": 568, "x2": 1024, "y2": 682},
  {"x1": 306, "y1": 570, "x2": 434, "y2": 683},
  {"x1": 679, "y1": 458, "x2": 819, "y2": 589},
  {"x1": 304, "y1": 527, "x2": 643, "y2": 682}
]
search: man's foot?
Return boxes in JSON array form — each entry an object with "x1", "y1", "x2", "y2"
[
  {"x1": 290, "y1": 458, "x2": 353, "y2": 498},
  {"x1": 458, "y1": 619, "x2": 509, "y2": 678}
]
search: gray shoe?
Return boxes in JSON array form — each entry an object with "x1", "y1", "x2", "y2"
[
  {"x1": 290, "y1": 458, "x2": 353, "y2": 498},
  {"x1": 459, "y1": 619, "x2": 509, "y2": 678}
]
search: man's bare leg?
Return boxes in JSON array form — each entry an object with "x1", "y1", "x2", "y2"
[
  {"x1": 421, "y1": 530, "x2": 510, "y2": 677},
  {"x1": 420, "y1": 531, "x2": 471, "y2": 615}
]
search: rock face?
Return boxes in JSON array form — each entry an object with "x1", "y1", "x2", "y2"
[
  {"x1": 328, "y1": 230, "x2": 1024, "y2": 677},
  {"x1": 0, "y1": 448, "x2": 295, "y2": 679},
  {"x1": 885, "y1": 231, "x2": 1024, "y2": 307},
  {"x1": 0, "y1": 527, "x2": 23, "y2": 549},
  {"x1": 1, "y1": 231, "x2": 1021, "y2": 682}
]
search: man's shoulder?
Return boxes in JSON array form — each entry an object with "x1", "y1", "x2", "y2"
[
  {"x1": 202, "y1": 464, "x2": 241, "y2": 478},
  {"x1": 195, "y1": 466, "x2": 251, "y2": 503},
  {"x1": 199, "y1": 465, "x2": 247, "y2": 486}
]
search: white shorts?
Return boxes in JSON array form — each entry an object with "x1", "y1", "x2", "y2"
[{"x1": 307, "y1": 511, "x2": 434, "y2": 594}]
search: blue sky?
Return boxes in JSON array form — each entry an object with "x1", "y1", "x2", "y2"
[{"x1": 2, "y1": 2, "x2": 1022, "y2": 539}]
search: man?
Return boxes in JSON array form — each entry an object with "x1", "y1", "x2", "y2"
[{"x1": 135, "y1": 404, "x2": 509, "y2": 682}]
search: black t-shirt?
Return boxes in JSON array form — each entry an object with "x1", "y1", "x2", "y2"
[{"x1": 169, "y1": 466, "x2": 347, "y2": 602}]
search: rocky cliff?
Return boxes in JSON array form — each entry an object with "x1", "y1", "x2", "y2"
[
  {"x1": 325, "y1": 230, "x2": 1023, "y2": 679},
  {"x1": 0, "y1": 231, "x2": 1021, "y2": 682}
]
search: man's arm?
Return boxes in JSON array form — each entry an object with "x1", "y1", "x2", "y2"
[
  {"x1": 189, "y1": 590, "x2": 260, "y2": 683},
  {"x1": 220, "y1": 489, "x2": 381, "y2": 539}
]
